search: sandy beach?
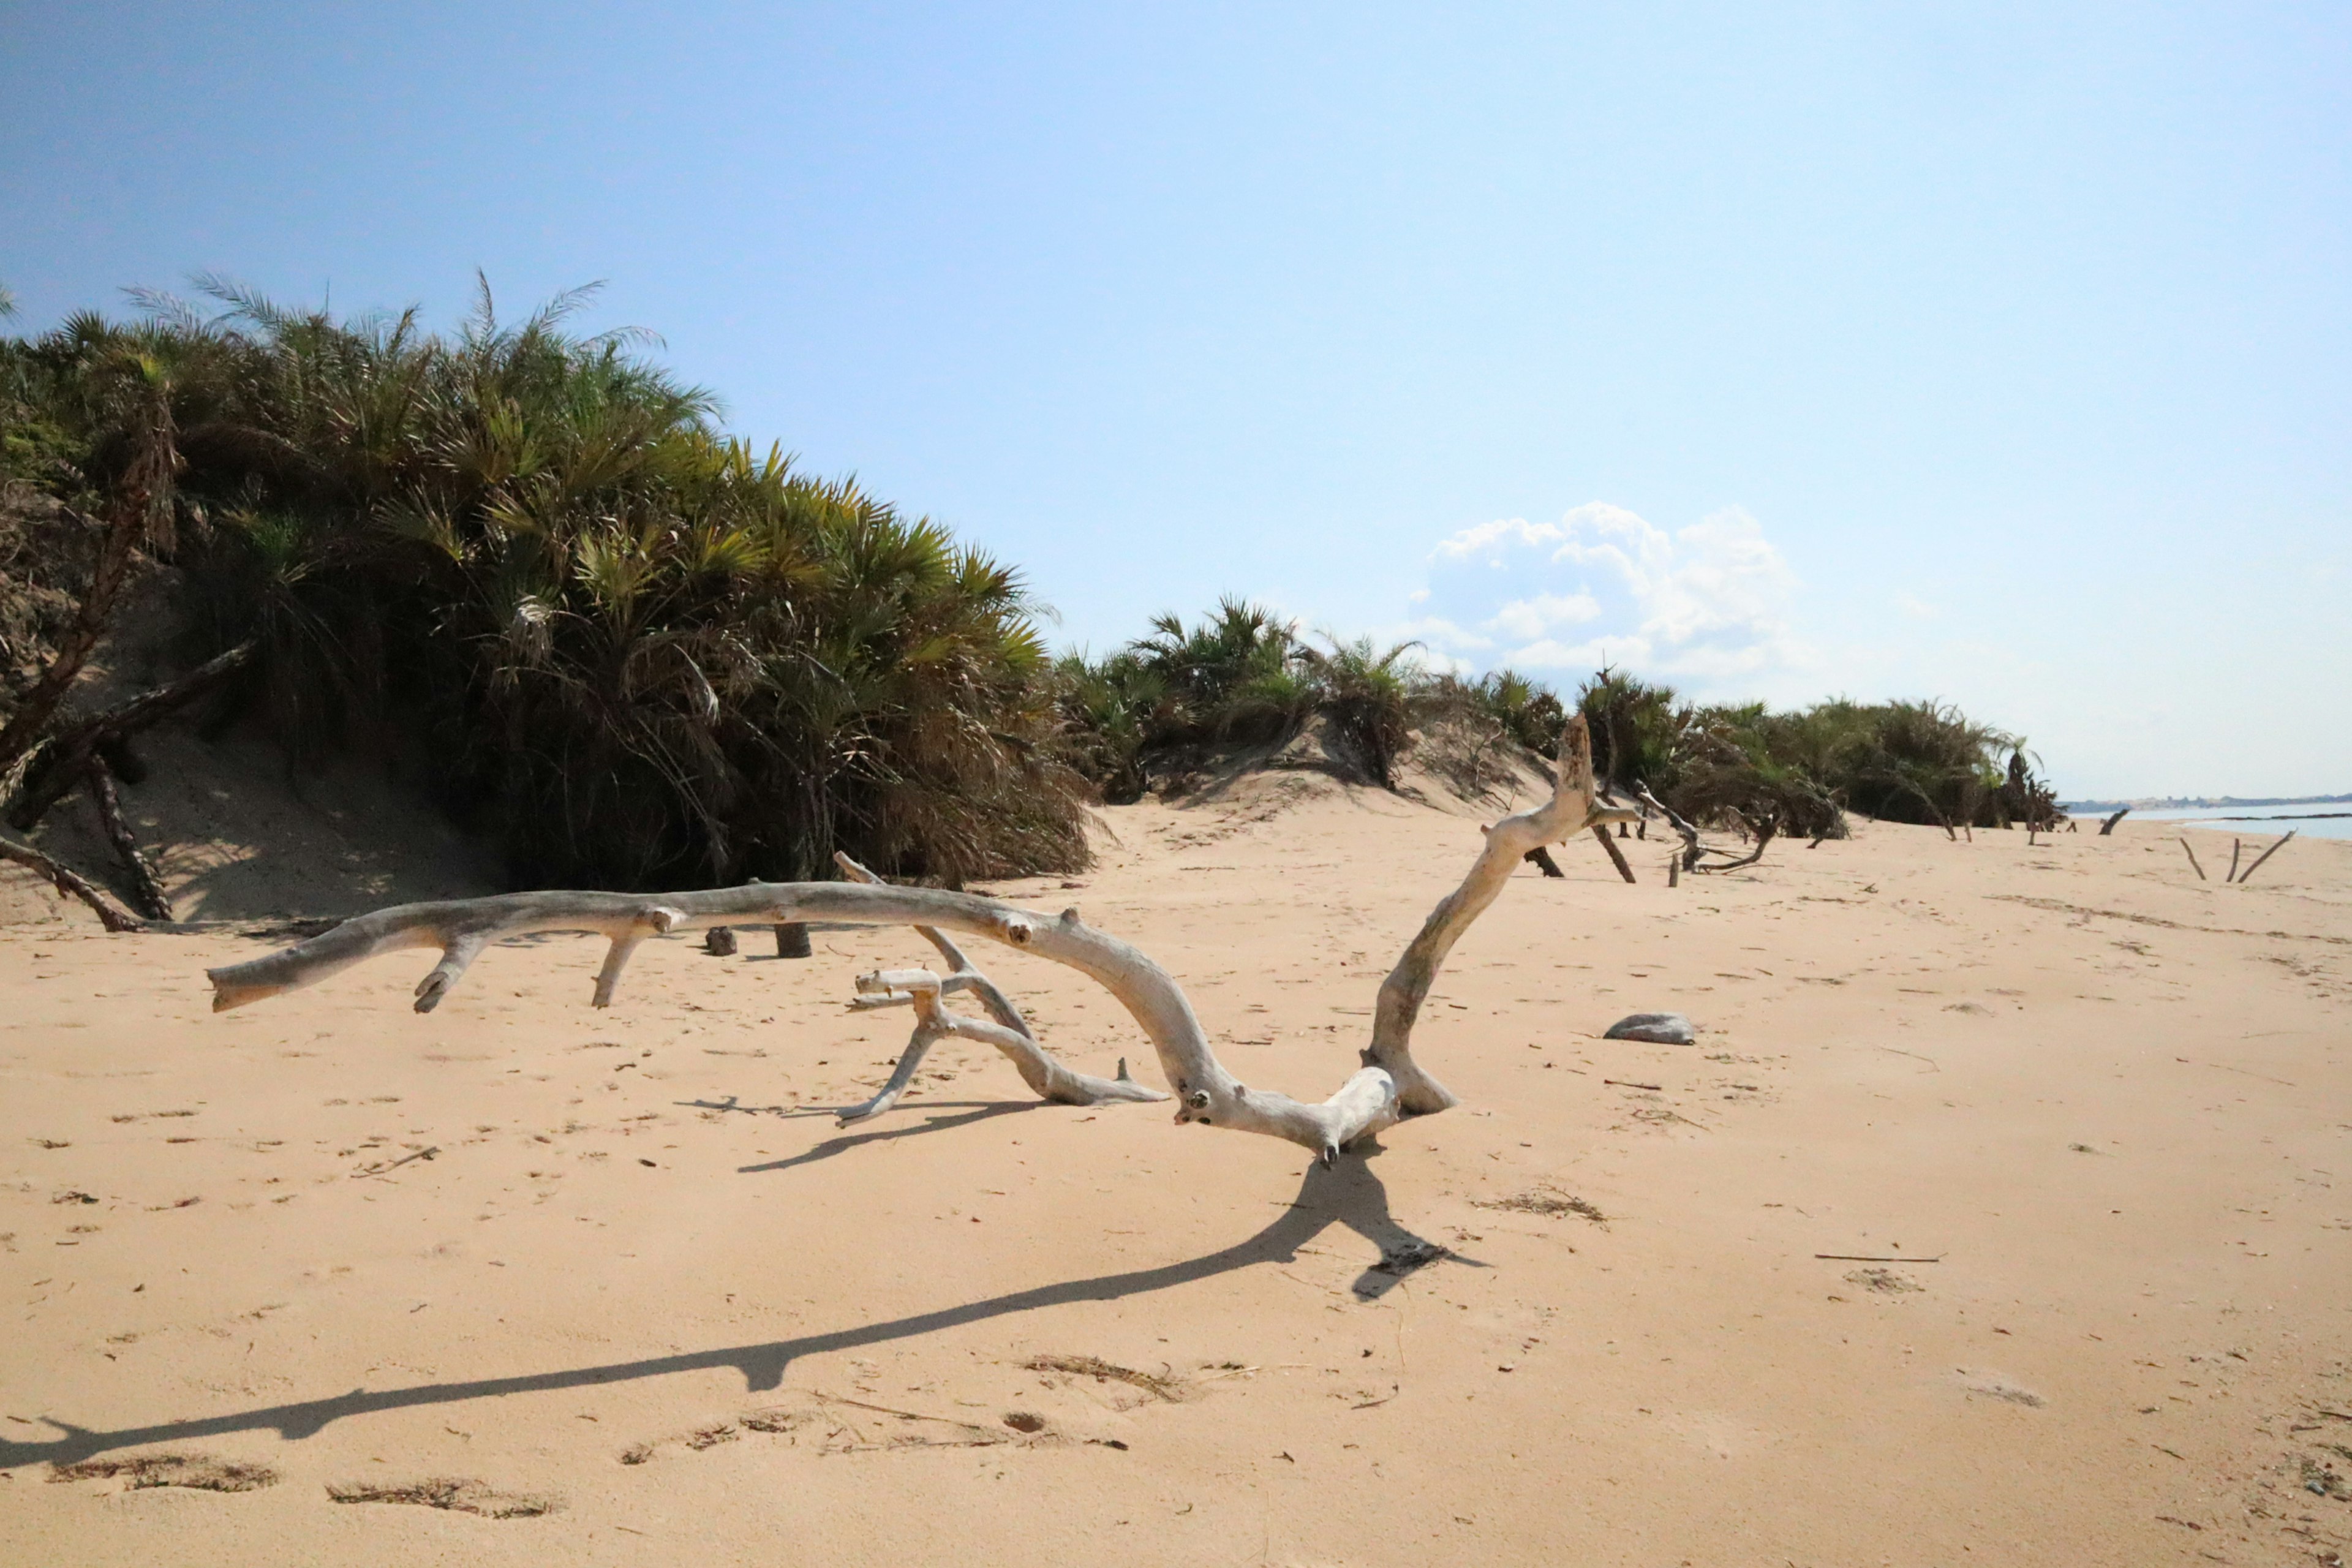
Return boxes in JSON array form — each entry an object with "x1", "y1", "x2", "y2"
[{"x1": 2, "y1": 786, "x2": 2347, "y2": 1566}]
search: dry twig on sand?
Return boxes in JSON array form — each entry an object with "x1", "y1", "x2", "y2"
[{"x1": 2235, "y1": 830, "x2": 2294, "y2": 885}]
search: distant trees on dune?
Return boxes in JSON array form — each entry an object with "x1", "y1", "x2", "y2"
[{"x1": 0, "y1": 278, "x2": 2054, "y2": 897}]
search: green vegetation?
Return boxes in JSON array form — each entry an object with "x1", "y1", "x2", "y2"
[
  {"x1": 1, "y1": 277, "x2": 2059, "y2": 898},
  {"x1": 1, "y1": 279, "x2": 1079, "y2": 888}
]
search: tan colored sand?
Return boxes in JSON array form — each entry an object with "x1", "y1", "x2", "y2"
[{"x1": 1, "y1": 789, "x2": 2347, "y2": 1566}]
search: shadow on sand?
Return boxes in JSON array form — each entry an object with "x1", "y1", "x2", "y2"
[{"x1": 1, "y1": 1140, "x2": 1475, "y2": 1472}]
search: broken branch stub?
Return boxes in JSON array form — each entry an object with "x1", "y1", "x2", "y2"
[{"x1": 205, "y1": 716, "x2": 1632, "y2": 1167}]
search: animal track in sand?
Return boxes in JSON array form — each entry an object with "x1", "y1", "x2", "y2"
[
  {"x1": 1956, "y1": 1371, "x2": 2045, "y2": 1407},
  {"x1": 1476, "y1": 1189, "x2": 1608, "y2": 1227},
  {"x1": 1024, "y1": 1354, "x2": 1191, "y2": 1401},
  {"x1": 1844, "y1": 1267, "x2": 1922, "y2": 1295},
  {"x1": 50, "y1": 1452, "x2": 279, "y2": 1492},
  {"x1": 328, "y1": 1477, "x2": 559, "y2": 1517},
  {"x1": 620, "y1": 1390, "x2": 1065, "y2": 1463}
]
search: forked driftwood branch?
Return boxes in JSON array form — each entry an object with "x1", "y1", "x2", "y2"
[{"x1": 206, "y1": 718, "x2": 1637, "y2": 1166}]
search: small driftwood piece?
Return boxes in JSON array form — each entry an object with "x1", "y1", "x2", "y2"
[
  {"x1": 704, "y1": 927, "x2": 739, "y2": 956},
  {"x1": 1814, "y1": 1253, "x2": 1942, "y2": 1264},
  {"x1": 2179, "y1": 838, "x2": 2206, "y2": 881},
  {"x1": 1523, "y1": 846, "x2": 1565, "y2": 879},
  {"x1": 2234, "y1": 831, "x2": 2294, "y2": 885},
  {"x1": 204, "y1": 720, "x2": 1635, "y2": 1166},
  {"x1": 2227, "y1": 839, "x2": 2242, "y2": 883},
  {"x1": 774, "y1": 922, "x2": 811, "y2": 959},
  {"x1": 0, "y1": 833, "x2": 144, "y2": 932},
  {"x1": 86, "y1": 763, "x2": 171, "y2": 920},
  {"x1": 2098, "y1": 807, "x2": 2130, "y2": 836}
]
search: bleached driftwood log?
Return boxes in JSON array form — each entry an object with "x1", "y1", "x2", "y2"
[{"x1": 206, "y1": 718, "x2": 1634, "y2": 1166}]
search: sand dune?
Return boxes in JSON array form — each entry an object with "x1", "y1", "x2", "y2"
[{"x1": 2, "y1": 788, "x2": 2346, "y2": 1566}]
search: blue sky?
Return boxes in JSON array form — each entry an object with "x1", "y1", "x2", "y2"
[{"x1": 4, "y1": 2, "x2": 2347, "y2": 797}]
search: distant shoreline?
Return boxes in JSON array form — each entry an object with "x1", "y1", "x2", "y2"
[{"x1": 2061, "y1": 792, "x2": 2352, "y2": 812}]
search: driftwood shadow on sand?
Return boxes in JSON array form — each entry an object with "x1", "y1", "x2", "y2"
[{"x1": 0, "y1": 1149, "x2": 1477, "y2": 1473}]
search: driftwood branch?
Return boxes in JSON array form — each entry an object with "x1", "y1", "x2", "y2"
[
  {"x1": 7, "y1": 641, "x2": 258, "y2": 831},
  {"x1": 205, "y1": 717, "x2": 1634, "y2": 1168},
  {"x1": 2227, "y1": 838, "x2": 2242, "y2": 883},
  {"x1": 1635, "y1": 783, "x2": 1703, "y2": 870},
  {"x1": 1522, "y1": 846, "x2": 1564, "y2": 879},
  {"x1": 2179, "y1": 837, "x2": 2206, "y2": 881},
  {"x1": 2235, "y1": 830, "x2": 2293, "y2": 885},
  {"x1": 2098, "y1": 807, "x2": 2130, "y2": 836},
  {"x1": 0, "y1": 833, "x2": 145, "y2": 932},
  {"x1": 1632, "y1": 783, "x2": 1773, "y2": 874},
  {"x1": 85, "y1": 763, "x2": 170, "y2": 919}
]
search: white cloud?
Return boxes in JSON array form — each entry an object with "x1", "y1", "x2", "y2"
[
  {"x1": 1412, "y1": 502, "x2": 1806, "y2": 689},
  {"x1": 1486, "y1": 590, "x2": 1601, "y2": 642}
]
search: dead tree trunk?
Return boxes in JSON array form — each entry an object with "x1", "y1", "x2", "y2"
[
  {"x1": 206, "y1": 718, "x2": 1639, "y2": 1168},
  {"x1": 2099, "y1": 807, "x2": 2130, "y2": 836},
  {"x1": 1523, "y1": 846, "x2": 1565, "y2": 878}
]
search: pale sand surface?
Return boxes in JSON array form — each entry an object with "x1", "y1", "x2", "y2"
[{"x1": 2, "y1": 791, "x2": 2348, "y2": 1566}]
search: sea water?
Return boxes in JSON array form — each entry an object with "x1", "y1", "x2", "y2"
[{"x1": 2110, "y1": 802, "x2": 2352, "y2": 842}]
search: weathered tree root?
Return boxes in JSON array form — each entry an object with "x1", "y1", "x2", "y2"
[
  {"x1": 0, "y1": 833, "x2": 145, "y2": 932},
  {"x1": 206, "y1": 718, "x2": 1634, "y2": 1167},
  {"x1": 1632, "y1": 784, "x2": 1774, "y2": 873},
  {"x1": 86, "y1": 763, "x2": 171, "y2": 920}
]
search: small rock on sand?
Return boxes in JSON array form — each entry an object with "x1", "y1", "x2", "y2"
[{"x1": 1602, "y1": 1012, "x2": 1694, "y2": 1045}]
